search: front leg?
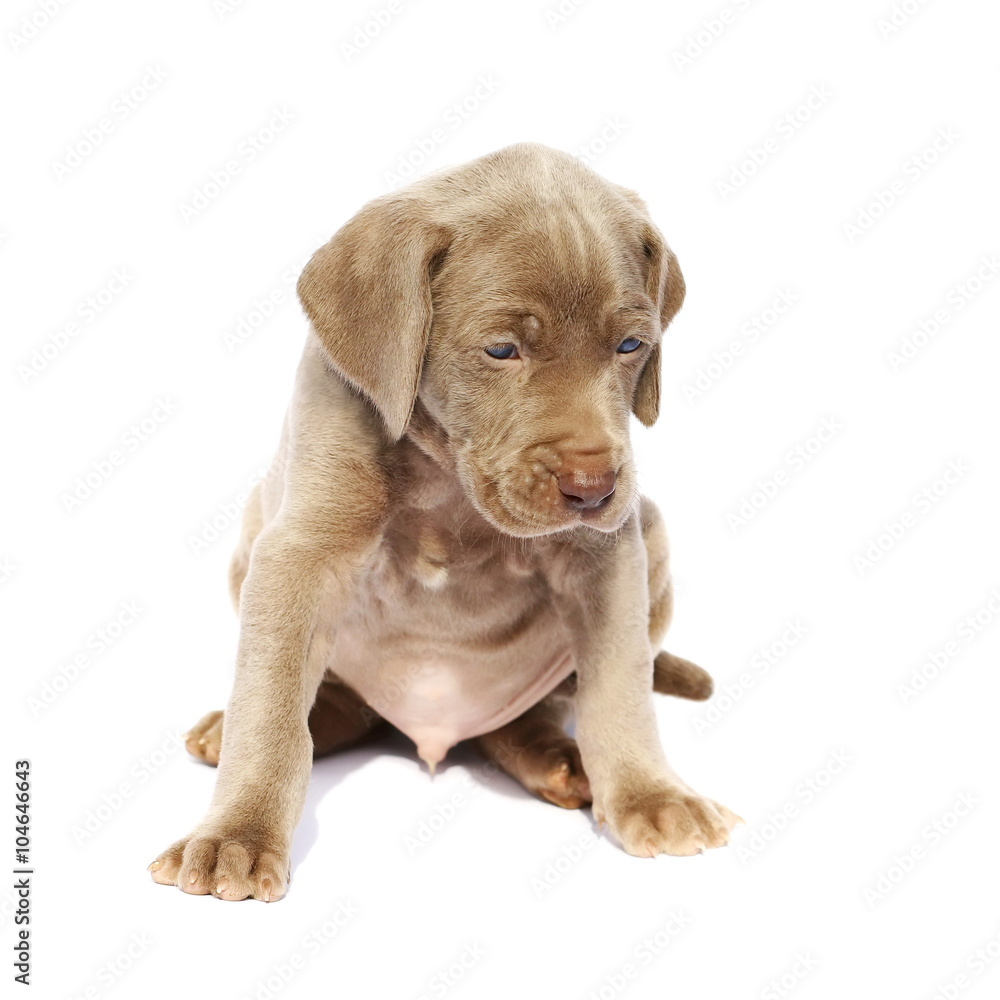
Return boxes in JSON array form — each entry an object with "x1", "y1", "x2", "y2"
[
  {"x1": 149, "y1": 522, "x2": 376, "y2": 900},
  {"x1": 569, "y1": 519, "x2": 741, "y2": 857}
]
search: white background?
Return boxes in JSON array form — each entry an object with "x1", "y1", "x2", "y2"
[{"x1": 4, "y1": 0, "x2": 1000, "y2": 997}]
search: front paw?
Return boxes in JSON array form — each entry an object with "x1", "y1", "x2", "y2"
[
  {"x1": 597, "y1": 784, "x2": 742, "y2": 857},
  {"x1": 148, "y1": 827, "x2": 289, "y2": 902}
]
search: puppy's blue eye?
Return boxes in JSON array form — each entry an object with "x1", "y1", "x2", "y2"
[
  {"x1": 485, "y1": 343, "x2": 519, "y2": 360},
  {"x1": 617, "y1": 337, "x2": 643, "y2": 354}
]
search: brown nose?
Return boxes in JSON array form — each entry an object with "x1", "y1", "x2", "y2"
[{"x1": 557, "y1": 469, "x2": 617, "y2": 511}]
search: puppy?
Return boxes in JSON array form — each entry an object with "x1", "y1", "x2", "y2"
[{"x1": 150, "y1": 143, "x2": 739, "y2": 902}]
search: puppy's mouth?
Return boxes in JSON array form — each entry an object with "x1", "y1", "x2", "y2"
[{"x1": 459, "y1": 459, "x2": 635, "y2": 538}]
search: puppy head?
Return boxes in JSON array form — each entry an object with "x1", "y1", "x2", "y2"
[{"x1": 298, "y1": 143, "x2": 685, "y2": 538}]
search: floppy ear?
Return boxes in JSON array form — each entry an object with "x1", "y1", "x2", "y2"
[
  {"x1": 632, "y1": 222, "x2": 686, "y2": 427},
  {"x1": 297, "y1": 196, "x2": 451, "y2": 441}
]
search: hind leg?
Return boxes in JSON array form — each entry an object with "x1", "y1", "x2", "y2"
[
  {"x1": 185, "y1": 674, "x2": 387, "y2": 766},
  {"x1": 307, "y1": 674, "x2": 388, "y2": 756},
  {"x1": 473, "y1": 680, "x2": 591, "y2": 809}
]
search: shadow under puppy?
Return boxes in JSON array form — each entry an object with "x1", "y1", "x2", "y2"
[{"x1": 150, "y1": 142, "x2": 740, "y2": 902}]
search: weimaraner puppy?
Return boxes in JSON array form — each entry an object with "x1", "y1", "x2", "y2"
[{"x1": 149, "y1": 142, "x2": 740, "y2": 901}]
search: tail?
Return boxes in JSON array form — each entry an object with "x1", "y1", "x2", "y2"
[{"x1": 652, "y1": 651, "x2": 713, "y2": 701}]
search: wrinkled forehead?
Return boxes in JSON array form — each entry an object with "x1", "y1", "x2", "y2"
[{"x1": 435, "y1": 196, "x2": 650, "y2": 323}]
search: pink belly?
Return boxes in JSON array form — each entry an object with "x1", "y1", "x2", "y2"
[
  {"x1": 378, "y1": 652, "x2": 575, "y2": 769},
  {"x1": 328, "y1": 630, "x2": 576, "y2": 770}
]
